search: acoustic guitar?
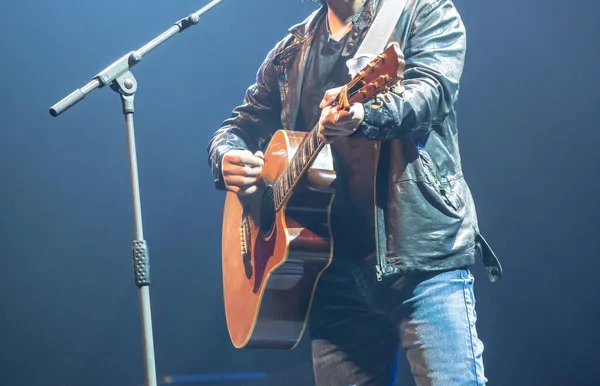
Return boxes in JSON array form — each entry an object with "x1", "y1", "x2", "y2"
[{"x1": 221, "y1": 43, "x2": 405, "y2": 349}]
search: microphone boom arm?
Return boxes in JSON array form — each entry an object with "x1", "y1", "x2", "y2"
[{"x1": 49, "y1": 0, "x2": 224, "y2": 116}]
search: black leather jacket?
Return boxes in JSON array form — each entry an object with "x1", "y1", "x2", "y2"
[{"x1": 207, "y1": 0, "x2": 502, "y2": 282}]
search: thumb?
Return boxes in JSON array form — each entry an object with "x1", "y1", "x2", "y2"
[{"x1": 320, "y1": 87, "x2": 343, "y2": 108}]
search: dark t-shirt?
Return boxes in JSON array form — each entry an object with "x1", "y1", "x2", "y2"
[{"x1": 297, "y1": 19, "x2": 377, "y2": 260}]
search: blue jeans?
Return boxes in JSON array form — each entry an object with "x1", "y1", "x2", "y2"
[{"x1": 309, "y1": 257, "x2": 486, "y2": 386}]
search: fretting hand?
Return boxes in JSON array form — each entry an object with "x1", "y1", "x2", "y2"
[{"x1": 317, "y1": 86, "x2": 365, "y2": 143}]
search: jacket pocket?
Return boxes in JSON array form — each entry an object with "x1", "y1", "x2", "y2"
[{"x1": 418, "y1": 148, "x2": 464, "y2": 213}]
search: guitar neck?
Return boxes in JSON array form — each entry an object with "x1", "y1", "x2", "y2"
[
  {"x1": 272, "y1": 125, "x2": 325, "y2": 211},
  {"x1": 269, "y1": 43, "x2": 405, "y2": 211}
]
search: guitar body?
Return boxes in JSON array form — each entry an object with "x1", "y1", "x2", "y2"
[
  {"x1": 220, "y1": 43, "x2": 405, "y2": 350},
  {"x1": 222, "y1": 130, "x2": 336, "y2": 349}
]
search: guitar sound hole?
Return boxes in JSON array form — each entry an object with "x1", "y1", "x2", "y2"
[{"x1": 260, "y1": 185, "x2": 276, "y2": 237}]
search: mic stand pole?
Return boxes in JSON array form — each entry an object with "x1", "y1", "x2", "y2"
[{"x1": 48, "y1": 1, "x2": 225, "y2": 386}]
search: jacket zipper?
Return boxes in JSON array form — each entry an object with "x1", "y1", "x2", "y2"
[{"x1": 373, "y1": 141, "x2": 384, "y2": 281}]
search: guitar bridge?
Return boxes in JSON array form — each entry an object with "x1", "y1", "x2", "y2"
[
  {"x1": 240, "y1": 219, "x2": 251, "y2": 256},
  {"x1": 240, "y1": 207, "x2": 253, "y2": 279}
]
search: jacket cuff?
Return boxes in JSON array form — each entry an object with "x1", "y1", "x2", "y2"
[
  {"x1": 355, "y1": 99, "x2": 401, "y2": 141},
  {"x1": 211, "y1": 145, "x2": 228, "y2": 190}
]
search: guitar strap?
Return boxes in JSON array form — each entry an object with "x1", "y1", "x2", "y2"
[{"x1": 346, "y1": 0, "x2": 408, "y2": 76}]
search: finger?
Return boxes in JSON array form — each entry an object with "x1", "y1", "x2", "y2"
[
  {"x1": 229, "y1": 153, "x2": 264, "y2": 167},
  {"x1": 320, "y1": 106, "x2": 341, "y2": 126},
  {"x1": 254, "y1": 151, "x2": 265, "y2": 159},
  {"x1": 225, "y1": 175, "x2": 259, "y2": 187},
  {"x1": 319, "y1": 87, "x2": 343, "y2": 108},
  {"x1": 323, "y1": 107, "x2": 363, "y2": 128},
  {"x1": 237, "y1": 185, "x2": 259, "y2": 196},
  {"x1": 333, "y1": 114, "x2": 361, "y2": 127},
  {"x1": 333, "y1": 104, "x2": 364, "y2": 125},
  {"x1": 331, "y1": 108, "x2": 353, "y2": 124},
  {"x1": 223, "y1": 164, "x2": 262, "y2": 177}
]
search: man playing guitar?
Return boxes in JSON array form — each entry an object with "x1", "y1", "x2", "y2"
[{"x1": 207, "y1": 0, "x2": 502, "y2": 384}]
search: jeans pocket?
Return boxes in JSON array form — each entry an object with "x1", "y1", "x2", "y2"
[{"x1": 462, "y1": 270, "x2": 477, "y2": 319}]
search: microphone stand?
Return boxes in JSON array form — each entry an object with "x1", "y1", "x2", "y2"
[{"x1": 48, "y1": 1, "x2": 225, "y2": 385}]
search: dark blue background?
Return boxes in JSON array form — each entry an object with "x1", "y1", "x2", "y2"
[{"x1": 1, "y1": 1, "x2": 598, "y2": 385}]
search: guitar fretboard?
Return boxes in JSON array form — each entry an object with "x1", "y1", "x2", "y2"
[{"x1": 272, "y1": 126, "x2": 325, "y2": 211}]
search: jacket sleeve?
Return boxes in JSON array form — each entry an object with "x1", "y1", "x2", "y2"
[
  {"x1": 207, "y1": 46, "x2": 283, "y2": 190},
  {"x1": 355, "y1": 0, "x2": 466, "y2": 140}
]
